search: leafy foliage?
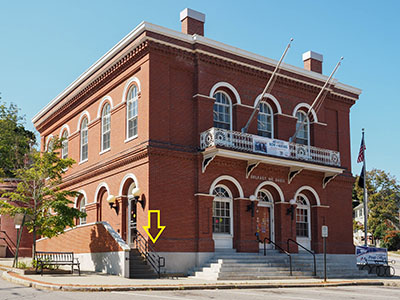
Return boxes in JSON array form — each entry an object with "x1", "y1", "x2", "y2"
[
  {"x1": 354, "y1": 169, "x2": 400, "y2": 244},
  {"x1": 0, "y1": 102, "x2": 36, "y2": 177},
  {"x1": 0, "y1": 138, "x2": 86, "y2": 254},
  {"x1": 382, "y1": 230, "x2": 400, "y2": 251}
]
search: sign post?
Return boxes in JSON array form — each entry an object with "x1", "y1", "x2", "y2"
[{"x1": 322, "y1": 225, "x2": 328, "y2": 282}]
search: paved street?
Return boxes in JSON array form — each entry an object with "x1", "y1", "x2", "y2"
[{"x1": 1, "y1": 270, "x2": 400, "y2": 300}]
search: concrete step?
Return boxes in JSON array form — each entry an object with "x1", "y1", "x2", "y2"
[
  {"x1": 207, "y1": 258, "x2": 289, "y2": 264},
  {"x1": 219, "y1": 266, "x2": 295, "y2": 272},
  {"x1": 191, "y1": 252, "x2": 375, "y2": 280},
  {"x1": 130, "y1": 265, "x2": 154, "y2": 271},
  {"x1": 128, "y1": 249, "x2": 158, "y2": 279},
  {"x1": 129, "y1": 273, "x2": 158, "y2": 279}
]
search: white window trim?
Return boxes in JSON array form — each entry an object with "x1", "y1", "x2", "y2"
[
  {"x1": 99, "y1": 148, "x2": 111, "y2": 155},
  {"x1": 212, "y1": 184, "x2": 234, "y2": 237},
  {"x1": 292, "y1": 103, "x2": 318, "y2": 123},
  {"x1": 78, "y1": 158, "x2": 88, "y2": 165},
  {"x1": 79, "y1": 197, "x2": 87, "y2": 225},
  {"x1": 257, "y1": 102, "x2": 274, "y2": 138},
  {"x1": 254, "y1": 93, "x2": 282, "y2": 114},
  {"x1": 126, "y1": 85, "x2": 139, "y2": 140},
  {"x1": 296, "y1": 193, "x2": 311, "y2": 239},
  {"x1": 213, "y1": 90, "x2": 233, "y2": 131},
  {"x1": 101, "y1": 103, "x2": 111, "y2": 152},
  {"x1": 80, "y1": 118, "x2": 89, "y2": 163},
  {"x1": 209, "y1": 82, "x2": 241, "y2": 104},
  {"x1": 61, "y1": 130, "x2": 69, "y2": 159},
  {"x1": 45, "y1": 134, "x2": 54, "y2": 152},
  {"x1": 257, "y1": 189, "x2": 273, "y2": 207},
  {"x1": 295, "y1": 110, "x2": 310, "y2": 147},
  {"x1": 124, "y1": 134, "x2": 138, "y2": 144}
]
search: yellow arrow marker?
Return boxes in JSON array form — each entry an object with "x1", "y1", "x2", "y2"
[{"x1": 143, "y1": 210, "x2": 166, "y2": 244}]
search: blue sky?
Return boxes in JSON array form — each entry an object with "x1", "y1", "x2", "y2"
[{"x1": 0, "y1": 0, "x2": 399, "y2": 179}]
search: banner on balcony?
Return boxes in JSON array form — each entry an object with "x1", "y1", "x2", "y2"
[{"x1": 253, "y1": 137, "x2": 290, "y2": 157}]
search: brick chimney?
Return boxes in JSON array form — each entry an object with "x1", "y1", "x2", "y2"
[
  {"x1": 302, "y1": 51, "x2": 323, "y2": 74},
  {"x1": 180, "y1": 8, "x2": 205, "y2": 36}
]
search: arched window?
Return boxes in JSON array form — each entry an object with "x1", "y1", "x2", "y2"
[
  {"x1": 101, "y1": 103, "x2": 111, "y2": 151},
  {"x1": 212, "y1": 186, "x2": 232, "y2": 234},
  {"x1": 257, "y1": 102, "x2": 273, "y2": 138},
  {"x1": 296, "y1": 194, "x2": 310, "y2": 238},
  {"x1": 79, "y1": 197, "x2": 86, "y2": 225},
  {"x1": 46, "y1": 138, "x2": 54, "y2": 152},
  {"x1": 80, "y1": 117, "x2": 88, "y2": 162},
  {"x1": 61, "y1": 130, "x2": 68, "y2": 159},
  {"x1": 257, "y1": 190, "x2": 273, "y2": 203},
  {"x1": 295, "y1": 111, "x2": 310, "y2": 145},
  {"x1": 213, "y1": 92, "x2": 232, "y2": 130},
  {"x1": 126, "y1": 85, "x2": 138, "y2": 139}
]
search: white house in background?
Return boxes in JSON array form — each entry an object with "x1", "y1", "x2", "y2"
[{"x1": 353, "y1": 203, "x2": 372, "y2": 246}]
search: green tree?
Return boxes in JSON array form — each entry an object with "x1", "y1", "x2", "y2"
[
  {"x1": 354, "y1": 169, "x2": 400, "y2": 241},
  {"x1": 0, "y1": 138, "x2": 86, "y2": 256},
  {"x1": 0, "y1": 102, "x2": 36, "y2": 177}
]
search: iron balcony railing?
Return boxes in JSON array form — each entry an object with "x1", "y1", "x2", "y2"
[{"x1": 200, "y1": 127, "x2": 341, "y2": 167}]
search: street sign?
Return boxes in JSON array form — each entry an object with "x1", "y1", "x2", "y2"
[{"x1": 322, "y1": 225, "x2": 328, "y2": 238}]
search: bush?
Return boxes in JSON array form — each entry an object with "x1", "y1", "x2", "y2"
[
  {"x1": 382, "y1": 230, "x2": 400, "y2": 251},
  {"x1": 17, "y1": 261, "x2": 29, "y2": 269}
]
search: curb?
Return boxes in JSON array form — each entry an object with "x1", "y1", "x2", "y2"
[{"x1": 1, "y1": 271, "x2": 390, "y2": 292}]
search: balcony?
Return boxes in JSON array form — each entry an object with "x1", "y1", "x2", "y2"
[{"x1": 200, "y1": 127, "x2": 343, "y2": 188}]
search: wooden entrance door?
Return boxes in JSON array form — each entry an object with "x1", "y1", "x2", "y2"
[{"x1": 256, "y1": 205, "x2": 271, "y2": 249}]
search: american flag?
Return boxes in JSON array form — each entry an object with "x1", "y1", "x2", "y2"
[{"x1": 357, "y1": 134, "x2": 366, "y2": 163}]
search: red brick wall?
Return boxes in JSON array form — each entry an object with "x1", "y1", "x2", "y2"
[
  {"x1": 32, "y1": 27, "x2": 358, "y2": 256},
  {"x1": 0, "y1": 181, "x2": 33, "y2": 257},
  {"x1": 37, "y1": 223, "x2": 122, "y2": 253}
]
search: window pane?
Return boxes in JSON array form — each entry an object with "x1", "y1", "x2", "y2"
[{"x1": 213, "y1": 92, "x2": 231, "y2": 130}]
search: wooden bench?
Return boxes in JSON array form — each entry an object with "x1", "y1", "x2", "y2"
[{"x1": 34, "y1": 251, "x2": 80, "y2": 276}]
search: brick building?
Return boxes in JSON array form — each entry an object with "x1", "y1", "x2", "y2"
[{"x1": 32, "y1": 8, "x2": 361, "y2": 276}]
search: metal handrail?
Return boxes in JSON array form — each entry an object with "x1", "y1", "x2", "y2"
[
  {"x1": 256, "y1": 233, "x2": 292, "y2": 276},
  {"x1": 0, "y1": 230, "x2": 16, "y2": 255},
  {"x1": 0, "y1": 230, "x2": 16, "y2": 247},
  {"x1": 133, "y1": 231, "x2": 165, "y2": 278},
  {"x1": 287, "y1": 238, "x2": 316, "y2": 276}
]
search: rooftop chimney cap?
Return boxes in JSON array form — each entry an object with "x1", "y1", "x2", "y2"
[
  {"x1": 180, "y1": 8, "x2": 205, "y2": 23},
  {"x1": 302, "y1": 51, "x2": 323, "y2": 62}
]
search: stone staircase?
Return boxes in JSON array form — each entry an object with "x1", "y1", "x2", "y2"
[
  {"x1": 189, "y1": 249, "x2": 377, "y2": 280},
  {"x1": 129, "y1": 249, "x2": 158, "y2": 279}
]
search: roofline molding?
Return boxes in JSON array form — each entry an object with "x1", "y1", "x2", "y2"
[{"x1": 33, "y1": 22, "x2": 361, "y2": 124}]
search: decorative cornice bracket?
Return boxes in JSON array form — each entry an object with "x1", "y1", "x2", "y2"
[
  {"x1": 246, "y1": 160, "x2": 261, "y2": 178},
  {"x1": 323, "y1": 172, "x2": 339, "y2": 189},
  {"x1": 288, "y1": 167, "x2": 303, "y2": 184},
  {"x1": 202, "y1": 153, "x2": 217, "y2": 173}
]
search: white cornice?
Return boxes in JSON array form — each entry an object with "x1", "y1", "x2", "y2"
[
  {"x1": 33, "y1": 21, "x2": 361, "y2": 125},
  {"x1": 32, "y1": 21, "x2": 148, "y2": 124}
]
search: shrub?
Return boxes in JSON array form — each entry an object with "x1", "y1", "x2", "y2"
[
  {"x1": 382, "y1": 230, "x2": 400, "y2": 251},
  {"x1": 17, "y1": 261, "x2": 29, "y2": 269}
]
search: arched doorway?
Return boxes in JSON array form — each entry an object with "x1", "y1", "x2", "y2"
[
  {"x1": 119, "y1": 174, "x2": 140, "y2": 247},
  {"x1": 256, "y1": 189, "x2": 274, "y2": 249},
  {"x1": 296, "y1": 193, "x2": 311, "y2": 250},
  {"x1": 126, "y1": 182, "x2": 138, "y2": 247},
  {"x1": 212, "y1": 185, "x2": 234, "y2": 249}
]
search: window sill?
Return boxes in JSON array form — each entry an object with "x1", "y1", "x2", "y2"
[
  {"x1": 212, "y1": 233, "x2": 233, "y2": 237},
  {"x1": 124, "y1": 135, "x2": 138, "y2": 143},
  {"x1": 79, "y1": 159, "x2": 88, "y2": 165},
  {"x1": 99, "y1": 148, "x2": 111, "y2": 155}
]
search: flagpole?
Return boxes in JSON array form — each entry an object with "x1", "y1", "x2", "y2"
[
  {"x1": 241, "y1": 38, "x2": 293, "y2": 133},
  {"x1": 362, "y1": 128, "x2": 368, "y2": 246}
]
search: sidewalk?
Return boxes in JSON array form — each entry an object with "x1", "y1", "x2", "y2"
[{"x1": 1, "y1": 259, "x2": 399, "y2": 292}]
